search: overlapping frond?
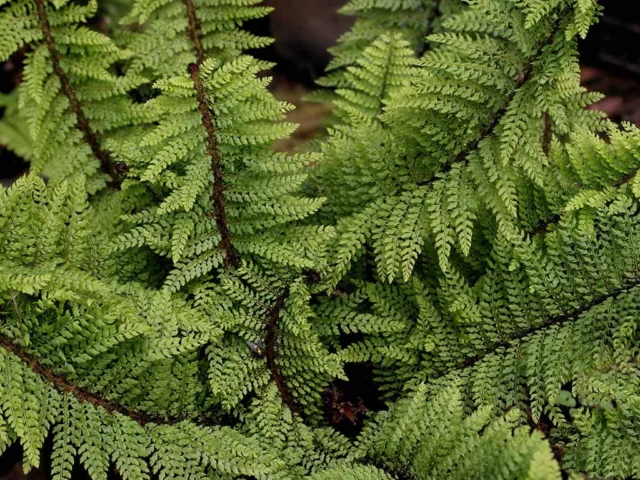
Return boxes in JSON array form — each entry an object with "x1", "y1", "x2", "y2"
[
  {"x1": 317, "y1": 164, "x2": 640, "y2": 384},
  {"x1": 0, "y1": 176, "x2": 338, "y2": 423},
  {"x1": 0, "y1": 0, "x2": 149, "y2": 191},
  {"x1": 241, "y1": 384, "x2": 356, "y2": 476},
  {"x1": 195, "y1": 263, "x2": 344, "y2": 415},
  {"x1": 357, "y1": 384, "x2": 562, "y2": 479},
  {"x1": 2, "y1": 0, "x2": 639, "y2": 478},
  {"x1": 121, "y1": 0, "x2": 272, "y2": 78},
  {"x1": 331, "y1": 33, "x2": 417, "y2": 130},
  {"x1": 0, "y1": 176, "x2": 217, "y2": 420},
  {"x1": 318, "y1": 0, "x2": 605, "y2": 287},
  {"x1": 310, "y1": 34, "x2": 418, "y2": 227},
  {"x1": 315, "y1": 122, "x2": 640, "y2": 475}
]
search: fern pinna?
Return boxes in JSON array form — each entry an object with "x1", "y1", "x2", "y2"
[{"x1": 1, "y1": 0, "x2": 639, "y2": 479}]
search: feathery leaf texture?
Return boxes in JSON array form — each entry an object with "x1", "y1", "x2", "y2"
[
  {"x1": 122, "y1": 0, "x2": 272, "y2": 78},
  {"x1": 2, "y1": 0, "x2": 640, "y2": 478},
  {"x1": 358, "y1": 384, "x2": 562, "y2": 479},
  {"x1": 110, "y1": 56, "x2": 331, "y2": 290},
  {"x1": 0, "y1": 0, "x2": 151, "y2": 191},
  {"x1": 318, "y1": 0, "x2": 606, "y2": 286}
]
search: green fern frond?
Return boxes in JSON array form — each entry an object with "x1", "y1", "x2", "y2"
[
  {"x1": 318, "y1": 0, "x2": 607, "y2": 286},
  {"x1": 121, "y1": 0, "x2": 272, "y2": 78},
  {"x1": 358, "y1": 384, "x2": 562, "y2": 479},
  {"x1": 112, "y1": 57, "x2": 330, "y2": 290},
  {"x1": 0, "y1": 0, "x2": 150, "y2": 192}
]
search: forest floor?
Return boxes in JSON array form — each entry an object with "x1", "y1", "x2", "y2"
[{"x1": 581, "y1": 66, "x2": 640, "y2": 125}]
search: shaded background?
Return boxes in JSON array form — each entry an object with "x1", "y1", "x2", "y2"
[{"x1": 1, "y1": 0, "x2": 640, "y2": 477}]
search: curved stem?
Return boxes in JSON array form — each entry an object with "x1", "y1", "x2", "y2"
[
  {"x1": 188, "y1": 63, "x2": 238, "y2": 269},
  {"x1": 264, "y1": 288, "x2": 301, "y2": 415},
  {"x1": 34, "y1": 0, "x2": 120, "y2": 187},
  {"x1": 461, "y1": 280, "x2": 640, "y2": 371},
  {"x1": 0, "y1": 333, "x2": 175, "y2": 426},
  {"x1": 182, "y1": 0, "x2": 237, "y2": 269}
]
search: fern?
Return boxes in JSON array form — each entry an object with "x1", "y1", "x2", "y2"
[
  {"x1": 1, "y1": 0, "x2": 639, "y2": 478},
  {"x1": 0, "y1": 0, "x2": 151, "y2": 192},
  {"x1": 358, "y1": 384, "x2": 562, "y2": 479},
  {"x1": 110, "y1": 57, "x2": 329, "y2": 284},
  {"x1": 312, "y1": 0, "x2": 452, "y2": 96},
  {"x1": 121, "y1": 0, "x2": 272, "y2": 78},
  {"x1": 318, "y1": 0, "x2": 606, "y2": 287},
  {"x1": 0, "y1": 92, "x2": 33, "y2": 162}
]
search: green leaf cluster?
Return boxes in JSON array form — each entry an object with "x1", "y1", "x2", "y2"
[{"x1": 1, "y1": 0, "x2": 639, "y2": 478}]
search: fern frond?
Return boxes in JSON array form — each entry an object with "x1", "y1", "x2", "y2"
[
  {"x1": 319, "y1": 0, "x2": 606, "y2": 286},
  {"x1": 358, "y1": 384, "x2": 562, "y2": 479},
  {"x1": 112, "y1": 57, "x2": 330, "y2": 291},
  {"x1": 0, "y1": 347, "x2": 292, "y2": 479},
  {"x1": 121, "y1": 0, "x2": 272, "y2": 78},
  {"x1": 0, "y1": 0, "x2": 149, "y2": 191}
]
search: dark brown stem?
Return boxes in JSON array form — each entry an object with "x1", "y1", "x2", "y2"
[
  {"x1": 615, "y1": 170, "x2": 637, "y2": 188},
  {"x1": 264, "y1": 288, "x2": 300, "y2": 415},
  {"x1": 34, "y1": 0, "x2": 120, "y2": 187},
  {"x1": 189, "y1": 63, "x2": 238, "y2": 269},
  {"x1": 462, "y1": 279, "x2": 640, "y2": 369},
  {"x1": 182, "y1": 0, "x2": 205, "y2": 64},
  {"x1": 418, "y1": 11, "x2": 568, "y2": 185},
  {"x1": 182, "y1": 0, "x2": 287, "y2": 406},
  {"x1": 182, "y1": 0, "x2": 237, "y2": 269},
  {"x1": 0, "y1": 334, "x2": 175, "y2": 426}
]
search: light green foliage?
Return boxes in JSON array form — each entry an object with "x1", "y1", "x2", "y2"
[
  {"x1": 242, "y1": 384, "x2": 356, "y2": 476},
  {"x1": 310, "y1": 34, "x2": 418, "y2": 229},
  {"x1": 121, "y1": 0, "x2": 272, "y2": 78},
  {"x1": 111, "y1": 56, "x2": 332, "y2": 290},
  {"x1": 313, "y1": 0, "x2": 446, "y2": 95},
  {"x1": 317, "y1": 163, "x2": 640, "y2": 388},
  {"x1": 196, "y1": 263, "x2": 344, "y2": 412},
  {"x1": 306, "y1": 465, "x2": 393, "y2": 480},
  {"x1": 0, "y1": 0, "x2": 149, "y2": 192},
  {"x1": 1, "y1": 0, "x2": 639, "y2": 478},
  {"x1": 0, "y1": 348, "x2": 292, "y2": 479},
  {"x1": 0, "y1": 176, "x2": 337, "y2": 423},
  {"x1": 318, "y1": 0, "x2": 606, "y2": 287},
  {"x1": 331, "y1": 34, "x2": 417, "y2": 130},
  {"x1": 358, "y1": 384, "x2": 562, "y2": 479},
  {"x1": 0, "y1": 177, "x2": 211, "y2": 419}
]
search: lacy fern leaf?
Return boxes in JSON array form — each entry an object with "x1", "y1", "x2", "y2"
[{"x1": 1, "y1": 0, "x2": 639, "y2": 478}]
